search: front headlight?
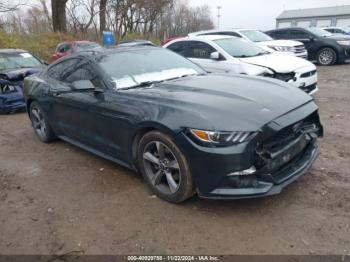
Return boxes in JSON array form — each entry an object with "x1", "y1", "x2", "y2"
[
  {"x1": 268, "y1": 46, "x2": 293, "y2": 52},
  {"x1": 337, "y1": 40, "x2": 350, "y2": 46},
  {"x1": 189, "y1": 129, "x2": 258, "y2": 146}
]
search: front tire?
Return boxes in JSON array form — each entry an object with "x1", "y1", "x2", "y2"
[
  {"x1": 29, "y1": 101, "x2": 56, "y2": 143},
  {"x1": 137, "y1": 131, "x2": 195, "y2": 203},
  {"x1": 316, "y1": 48, "x2": 337, "y2": 66}
]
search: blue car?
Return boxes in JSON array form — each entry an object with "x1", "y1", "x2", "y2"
[{"x1": 0, "y1": 49, "x2": 44, "y2": 113}]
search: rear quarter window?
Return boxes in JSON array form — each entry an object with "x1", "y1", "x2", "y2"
[
  {"x1": 167, "y1": 42, "x2": 188, "y2": 57},
  {"x1": 47, "y1": 59, "x2": 80, "y2": 80}
]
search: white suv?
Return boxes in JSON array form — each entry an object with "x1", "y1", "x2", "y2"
[
  {"x1": 189, "y1": 29, "x2": 308, "y2": 59},
  {"x1": 164, "y1": 35, "x2": 318, "y2": 94}
]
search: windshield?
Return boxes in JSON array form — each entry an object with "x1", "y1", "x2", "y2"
[
  {"x1": 98, "y1": 48, "x2": 206, "y2": 89},
  {"x1": 214, "y1": 38, "x2": 269, "y2": 58},
  {"x1": 306, "y1": 27, "x2": 333, "y2": 37},
  {"x1": 0, "y1": 53, "x2": 42, "y2": 71},
  {"x1": 239, "y1": 30, "x2": 273, "y2": 42}
]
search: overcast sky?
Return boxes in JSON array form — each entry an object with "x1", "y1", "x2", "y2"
[{"x1": 189, "y1": 0, "x2": 350, "y2": 30}]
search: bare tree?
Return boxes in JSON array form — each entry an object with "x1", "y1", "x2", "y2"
[
  {"x1": 99, "y1": 0, "x2": 108, "y2": 32},
  {"x1": 0, "y1": 0, "x2": 27, "y2": 12},
  {"x1": 67, "y1": 0, "x2": 100, "y2": 37},
  {"x1": 51, "y1": 0, "x2": 69, "y2": 32}
]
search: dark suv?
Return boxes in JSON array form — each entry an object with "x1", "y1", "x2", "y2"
[{"x1": 266, "y1": 27, "x2": 350, "y2": 65}]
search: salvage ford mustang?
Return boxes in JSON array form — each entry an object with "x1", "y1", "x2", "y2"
[
  {"x1": 0, "y1": 49, "x2": 44, "y2": 113},
  {"x1": 23, "y1": 46, "x2": 323, "y2": 203}
]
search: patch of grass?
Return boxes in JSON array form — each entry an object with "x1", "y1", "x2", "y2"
[{"x1": 0, "y1": 31, "x2": 161, "y2": 62}]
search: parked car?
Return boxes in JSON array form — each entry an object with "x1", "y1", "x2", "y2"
[
  {"x1": 23, "y1": 46, "x2": 323, "y2": 203},
  {"x1": 52, "y1": 41, "x2": 101, "y2": 61},
  {"x1": 0, "y1": 49, "x2": 44, "y2": 113},
  {"x1": 164, "y1": 35, "x2": 318, "y2": 94},
  {"x1": 189, "y1": 29, "x2": 308, "y2": 59},
  {"x1": 266, "y1": 27, "x2": 350, "y2": 65},
  {"x1": 322, "y1": 27, "x2": 350, "y2": 36}
]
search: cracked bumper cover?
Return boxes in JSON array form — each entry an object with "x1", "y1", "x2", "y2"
[
  {"x1": 174, "y1": 102, "x2": 322, "y2": 200},
  {"x1": 201, "y1": 142, "x2": 319, "y2": 200}
]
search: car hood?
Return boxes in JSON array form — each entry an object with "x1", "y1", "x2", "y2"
[
  {"x1": 239, "y1": 54, "x2": 313, "y2": 73},
  {"x1": 0, "y1": 67, "x2": 43, "y2": 82},
  {"x1": 257, "y1": 39, "x2": 303, "y2": 47},
  {"x1": 125, "y1": 74, "x2": 313, "y2": 131}
]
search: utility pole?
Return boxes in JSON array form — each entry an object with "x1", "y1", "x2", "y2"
[{"x1": 217, "y1": 6, "x2": 221, "y2": 29}]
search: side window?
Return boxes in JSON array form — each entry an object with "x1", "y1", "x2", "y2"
[
  {"x1": 268, "y1": 30, "x2": 287, "y2": 39},
  {"x1": 187, "y1": 41, "x2": 216, "y2": 59},
  {"x1": 47, "y1": 59, "x2": 80, "y2": 80},
  {"x1": 57, "y1": 44, "x2": 71, "y2": 53},
  {"x1": 62, "y1": 63, "x2": 103, "y2": 87},
  {"x1": 289, "y1": 30, "x2": 311, "y2": 39},
  {"x1": 167, "y1": 42, "x2": 188, "y2": 57}
]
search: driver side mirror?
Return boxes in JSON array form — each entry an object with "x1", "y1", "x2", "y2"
[
  {"x1": 72, "y1": 80, "x2": 95, "y2": 91},
  {"x1": 210, "y1": 51, "x2": 220, "y2": 60}
]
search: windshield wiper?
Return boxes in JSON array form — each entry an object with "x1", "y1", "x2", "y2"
[
  {"x1": 118, "y1": 81, "x2": 160, "y2": 90},
  {"x1": 256, "y1": 52, "x2": 269, "y2": 56},
  {"x1": 117, "y1": 73, "x2": 205, "y2": 90}
]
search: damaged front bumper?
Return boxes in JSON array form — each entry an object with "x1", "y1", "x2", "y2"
[
  {"x1": 175, "y1": 102, "x2": 323, "y2": 200},
  {"x1": 0, "y1": 79, "x2": 26, "y2": 113},
  {"x1": 202, "y1": 136, "x2": 319, "y2": 200}
]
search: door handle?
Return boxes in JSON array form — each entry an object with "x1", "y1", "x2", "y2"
[{"x1": 52, "y1": 92, "x2": 61, "y2": 97}]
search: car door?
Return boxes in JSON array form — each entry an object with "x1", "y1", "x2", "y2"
[
  {"x1": 185, "y1": 41, "x2": 230, "y2": 73},
  {"x1": 59, "y1": 61, "x2": 131, "y2": 160},
  {"x1": 287, "y1": 29, "x2": 315, "y2": 50},
  {"x1": 46, "y1": 58, "x2": 96, "y2": 143}
]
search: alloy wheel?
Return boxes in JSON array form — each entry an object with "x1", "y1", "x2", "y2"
[
  {"x1": 30, "y1": 106, "x2": 48, "y2": 140},
  {"x1": 318, "y1": 49, "x2": 334, "y2": 65},
  {"x1": 142, "y1": 141, "x2": 181, "y2": 194}
]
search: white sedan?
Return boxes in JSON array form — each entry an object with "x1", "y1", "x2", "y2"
[
  {"x1": 189, "y1": 29, "x2": 308, "y2": 59},
  {"x1": 164, "y1": 35, "x2": 318, "y2": 94}
]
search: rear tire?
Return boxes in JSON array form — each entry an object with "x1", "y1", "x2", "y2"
[
  {"x1": 137, "y1": 131, "x2": 195, "y2": 203},
  {"x1": 316, "y1": 48, "x2": 337, "y2": 66},
  {"x1": 29, "y1": 101, "x2": 56, "y2": 143}
]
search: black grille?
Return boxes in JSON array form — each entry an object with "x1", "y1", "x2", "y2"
[
  {"x1": 294, "y1": 45, "x2": 307, "y2": 54},
  {"x1": 274, "y1": 72, "x2": 295, "y2": 82},
  {"x1": 265, "y1": 112, "x2": 319, "y2": 147},
  {"x1": 300, "y1": 83, "x2": 317, "y2": 94}
]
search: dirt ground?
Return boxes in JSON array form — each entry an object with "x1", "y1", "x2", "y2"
[{"x1": 1, "y1": 63, "x2": 350, "y2": 256}]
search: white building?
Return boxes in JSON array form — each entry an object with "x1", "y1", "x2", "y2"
[{"x1": 276, "y1": 5, "x2": 350, "y2": 29}]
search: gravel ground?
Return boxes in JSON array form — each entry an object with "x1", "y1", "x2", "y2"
[{"x1": 0, "y1": 63, "x2": 350, "y2": 255}]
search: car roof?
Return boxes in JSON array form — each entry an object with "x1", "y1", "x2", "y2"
[
  {"x1": 47, "y1": 45, "x2": 166, "y2": 69},
  {"x1": 177, "y1": 35, "x2": 236, "y2": 42},
  {"x1": 58, "y1": 40, "x2": 98, "y2": 45},
  {"x1": 189, "y1": 28, "x2": 263, "y2": 36},
  {"x1": 52, "y1": 45, "x2": 162, "y2": 61},
  {"x1": 322, "y1": 26, "x2": 343, "y2": 29},
  {"x1": 267, "y1": 27, "x2": 306, "y2": 32},
  {"x1": 0, "y1": 49, "x2": 29, "y2": 54},
  {"x1": 118, "y1": 40, "x2": 156, "y2": 47}
]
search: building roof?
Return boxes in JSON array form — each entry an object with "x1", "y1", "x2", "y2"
[{"x1": 277, "y1": 5, "x2": 350, "y2": 20}]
